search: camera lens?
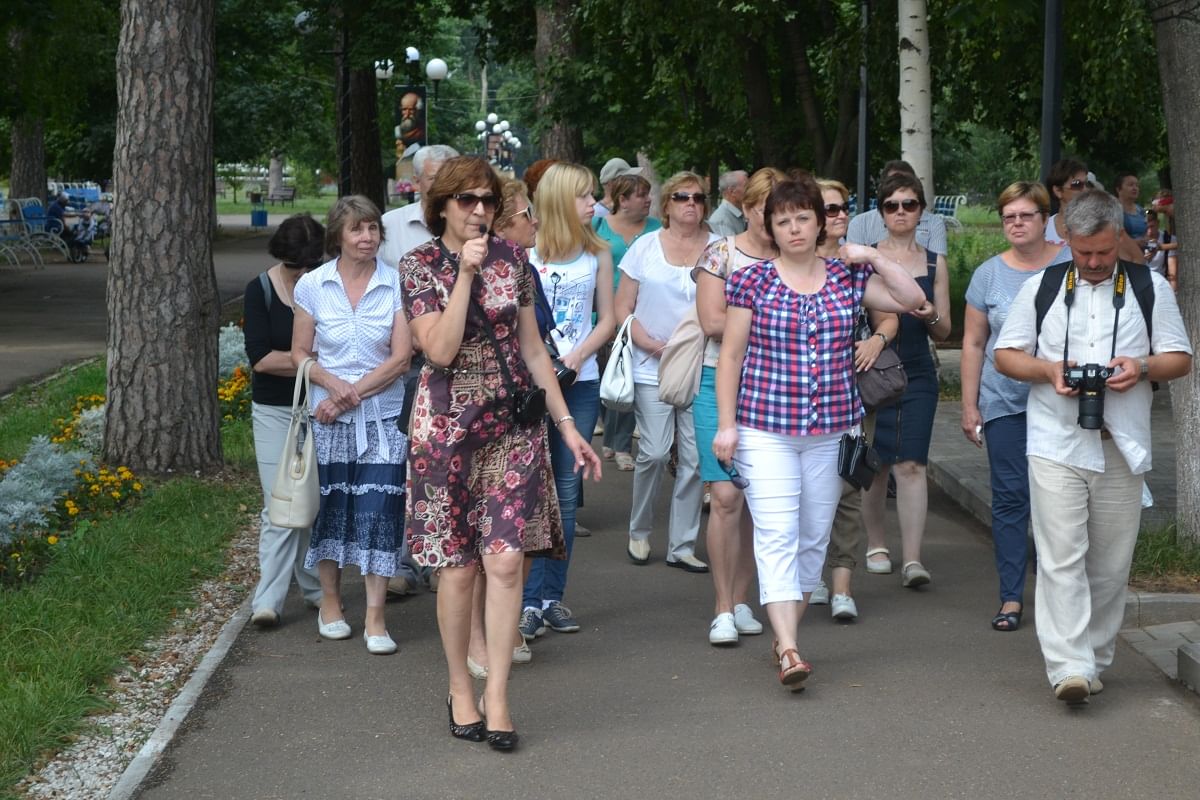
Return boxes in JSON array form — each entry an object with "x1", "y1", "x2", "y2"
[{"x1": 1077, "y1": 388, "x2": 1105, "y2": 430}]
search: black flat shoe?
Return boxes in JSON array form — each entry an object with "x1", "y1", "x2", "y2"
[
  {"x1": 446, "y1": 696, "x2": 485, "y2": 742},
  {"x1": 991, "y1": 606, "x2": 1022, "y2": 632},
  {"x1": 486, "y1": 728, "x2": 519, "y2": 752}
]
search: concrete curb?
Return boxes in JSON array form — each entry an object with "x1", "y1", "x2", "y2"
[{"x1": 106, "y1": 599, "x2": 252, "y2": 800}]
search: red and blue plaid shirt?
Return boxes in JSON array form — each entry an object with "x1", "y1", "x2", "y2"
[{"x1": 725, "y1": 257, "x2": 871, "y2": 436}]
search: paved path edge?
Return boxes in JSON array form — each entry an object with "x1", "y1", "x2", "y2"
[{"x1": 106, "y1": 599, "x2": 252, "y2": 800}]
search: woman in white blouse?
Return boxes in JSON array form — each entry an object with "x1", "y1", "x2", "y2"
[
  {"x1": 292, "y1": 195, "x2": 413, "y2": 655},
  {"x1": 615, "y1": 171, "x2": 718, "y2": 572}
]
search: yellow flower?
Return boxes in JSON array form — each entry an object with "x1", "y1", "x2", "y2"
[
  {"x1": 90, "y1": 484, "x2": 100, "y2": 492},
  {"x1": 10, "y1": 552, "x2": 19, "y2": 559},
  {"x1": 67, "y1": 507, "x2": 79, "y2": 516},
  {"x1": 111, "y1": 491, "x2": 122, "y2": 500},
  {"x1": 47, "y1": 535, "x2": 59, "y2": 545},
  {"x1": 133, "y1": 482, "x2": 143, "y2": 492}
]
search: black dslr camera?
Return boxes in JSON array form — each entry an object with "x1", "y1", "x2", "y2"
[{"x1": 1062, "y1": 363, "x2": 1113, "y2": 430}]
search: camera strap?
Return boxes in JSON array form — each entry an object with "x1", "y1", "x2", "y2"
[
  {"x1": 435, "y1": 237, "x2": 525, "y2": 400},
  {"x1": 1062, "y1": 263, "x2": 1125, "y2": 367}
]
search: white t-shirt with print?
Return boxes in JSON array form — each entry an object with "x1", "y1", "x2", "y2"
[{"x1": 529, "y1": 248, "x2": 600, "y2": 382}]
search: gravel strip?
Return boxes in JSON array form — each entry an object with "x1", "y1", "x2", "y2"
[{"x1": 16, "y1": 521, "x2": 259, "y2": 799}]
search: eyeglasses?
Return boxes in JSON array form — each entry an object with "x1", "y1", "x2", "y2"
[
  {"x1": 670, "y1": 192, "x2": 707, "y2": 204},
  {"x1": 501, "y1": 206, "x2": 534, "y2": 224},
  {"x1": 824, "y1": 203, "x2": 851, "y2": 217},
  {"x1": 720, "y1": 460, "x2": 749, "y2": 490},
  {"x1": 882, "y1": 199, "x2": 921, "y2": 214},
  {"x1": 451, "y1": 193, "x2": 499, "y2": 211},
  {"x1": 1066, "y1": 179, "x2": 1089, "y2": 190},
  {"x1": 1000, "y1": 211, "x2": 1042, "y2": 225}
]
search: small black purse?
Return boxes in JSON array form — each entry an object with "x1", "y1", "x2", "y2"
[{"x1": 837, "y1": 432, "x2": 881, "y2": 491}]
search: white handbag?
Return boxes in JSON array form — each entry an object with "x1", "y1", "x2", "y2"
[
  {"x1": 600, "y1": 314, "x2": 637, "y2": 412},
  {"x1": 267, "y1": 358, "x2": 320, "y2": 528},
  {"x1": 656, "y1": 306, "x2": 706, "y2": 408}
]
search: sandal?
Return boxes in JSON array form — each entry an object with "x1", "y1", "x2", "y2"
[
  {"x1": 991, "y1": 606, "x2": 1022, "y2": 632},
  {"x1": 865, "y1": 547, "x2": 892, "y2": 574},
  {"x1": 615, "y1": 452, "x2": 635, "y2": 471},
  {"x1": 776, "y1": 647, "x2": 812, "y2": 691}
]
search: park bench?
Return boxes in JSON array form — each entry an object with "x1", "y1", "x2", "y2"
[
  {"x1": 933, "y1": 194, "x2": 967, "y2": 231},
  {"x1": 0, "y1": 217, "x2": 43, "y2": 268},
  {"x1": 267, "y1": 186, "x2": 297, "y2": 206},
  {"x1": 9, "y1": 198, "x2": 69, "y2": 261}
]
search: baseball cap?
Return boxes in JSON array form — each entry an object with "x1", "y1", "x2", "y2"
[
  {"x1": 1087, "y1": 171, "x2": 1104, "y2": 191},
  {"x1": 599, "y1": 157, "x2": 643, "y2": 185}
]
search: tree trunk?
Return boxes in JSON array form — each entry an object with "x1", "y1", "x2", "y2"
[
  {"x1": 10, "y1": 115, "x2": 46, "y2": 201},
  {"x1": 1153, "y1": 3, "x2": 1200, "y2": 545},
  {"x1": 782, "y1": 18, "x2": 831, "y2": 171},
  {"x1": 742, "y1": 38, "x2": 783, "y2": 168},
  {"x1": 535, "y1": 0, "x2": 583, "y2": 162},
  {"x1": 898, "y1": 0, "x2": 934, "y2": 200},
  {"x1": 268, "y1": 154, "x2": 284, "y2": 196},
  {"x1": 349, "y1": 66, "x2": 386, "y2": 211},
  {"x1": 107, "y1": 0, "x2": 222, "y2": 474}
]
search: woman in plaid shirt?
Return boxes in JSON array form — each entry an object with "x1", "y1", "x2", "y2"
[{"x1": 712, "y1": 174, "x2": 924, "y2": 691}]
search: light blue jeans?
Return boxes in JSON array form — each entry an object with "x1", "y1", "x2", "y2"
[{"x1": 523, "y1": 380, "x2": 601, "y2": 607}]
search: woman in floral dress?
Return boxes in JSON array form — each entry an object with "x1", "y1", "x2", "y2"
[{"x1": 399, "y1": 156, "x2": 601, "y2": 752}]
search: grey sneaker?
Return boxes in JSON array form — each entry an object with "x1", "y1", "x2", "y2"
[
  {"x1": 518, "y1": 607, "x2": 546, "y2": 640},
  {"x1": 543, "y1": 601, "x2": 581, "y2": 633},
  {"x1": 809, "y1": 580, "x2": 830, "y2": 605}
]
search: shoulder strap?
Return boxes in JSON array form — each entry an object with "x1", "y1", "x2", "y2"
[
  {"x1": 925, "y1": 248, "x2": 937, "y2": 273},
  {"x1": 1033, "y1": 262, "x2": 1072, "y2": 354},
  {"x1": 1123, "y1": 260, "x2": 1155, "y2": 347},
  {"x1": 259, "y1": 271, "x2": 273, "y2": 311}
]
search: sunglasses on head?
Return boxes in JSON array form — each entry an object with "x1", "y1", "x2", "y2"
[
  {"x1": 882, "y1": 198, "x2": 921, "y2": 214},
  {"x1": 670, "y1": 191, "x2": 707, "y2": 204},
  {"x1": 824, "y1": 203, "x2": 851, "y2": 217},
  {"x1": 451, "y1": 193, "x2": 499, "y2": 212}
]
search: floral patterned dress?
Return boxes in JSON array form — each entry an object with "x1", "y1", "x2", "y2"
[{"x1": 399, "y1": 236, "x2": 565, "y2": 569}]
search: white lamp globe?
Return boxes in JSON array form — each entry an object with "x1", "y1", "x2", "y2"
[
  {"x1": 425, "y1": 58, "x2": 448, "y2": 82},
  {"x1": 486, "y1": 112, "x2": 498, "y2": 124},
  {"x1": 474, "y1": 120, "x2": 486, "y2": 132}
]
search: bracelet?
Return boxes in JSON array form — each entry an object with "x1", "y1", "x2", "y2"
[
  {"x1": 554, "y1": 415, "x2": 575, "y2": 428},
  {"x1": 875, "y1": 332, "x2": 889, "y2": 346},
  {"x1": 925, "y1": 312, "x2": 941, "y2": 327}
]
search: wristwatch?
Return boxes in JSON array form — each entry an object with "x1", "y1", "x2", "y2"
[
  {"x1": 1139, "y1": 357, "x2": 1150, "y2": 380},
  {"x1": 875, "y1": 332, "x2": 889, "y2": 347}
]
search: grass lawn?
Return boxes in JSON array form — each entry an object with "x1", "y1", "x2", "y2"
[
  {"x1": 0, "y1": 362, "x2": 258, "y2": 797},
  {"x1": 216, "y1": 195, "x2": 339, "y2": 217}
]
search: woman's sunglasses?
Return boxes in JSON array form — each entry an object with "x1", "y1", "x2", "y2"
[
  {"x1": 720, "y1": 460, "x2": 750, "y2": 490},
  {"x1": 670, "y1": 192, "x2": 707, "y2": 204},
  {"x1": 501, "y1": 206, "x2": 534, "y2": 224},
  {"x1": 882, "y1": 198, "x2": 921, "y2": 214},
  {"x1": 824, "y1": 203, "x2": 851, "y2": 217},
  {"x1": 451, "y1": 193, "x2": 499, "y2": 212}
]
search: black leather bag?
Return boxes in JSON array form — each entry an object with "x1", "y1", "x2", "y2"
[
  {"x1": 838, "y1": 432, "x2": 881, "y2": 491},
  {"x1": 854, "y1": 310, "x2": 907, "y2": 410}
]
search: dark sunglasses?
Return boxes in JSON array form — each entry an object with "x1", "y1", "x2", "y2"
[
  {"x1": 720, "y1": 460, "x2": 750, "y2": 490},
  {"x1": 824, "y1": 203, "x2": 851, "y2": 217},
  {"x1": 451, "y1": 193, "x2": 499, "y2": 211},
  {"x1": 1067, "y1": 179, "x2": 1089, "y2": 190},
  {"x1": 670, "y1": 191, "x2": 707, "y2": 204},
  {"x1": 882, "y1": 198, "x2": 921, "y2": 214}
]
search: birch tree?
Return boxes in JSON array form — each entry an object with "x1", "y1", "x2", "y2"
[{"x1": 898, "y1": 0, "x2": 934, "y2": 200}]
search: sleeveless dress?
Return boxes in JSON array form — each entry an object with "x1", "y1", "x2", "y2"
[
  {"x1": 872, "y1": 248, "x2": 938, "y2": 465},
  {"x1": 398, "y1": 237, "x2": 566, "y2": 569}
]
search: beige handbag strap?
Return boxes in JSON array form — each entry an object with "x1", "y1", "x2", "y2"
[{"x1": 291, "y1": 357, "x2": 316, "y2": 415}]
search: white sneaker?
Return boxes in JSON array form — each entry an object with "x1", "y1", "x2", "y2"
[
  {"x1": 317, "y1": 610, "x2": 352, "y2": 640},
  {"x1": 250, "y1": 608, "x2": 279, "y2": 628},
  {"x1": 364, "y1": 631, "x2": 397, "y2": 655},
  {"x1": 831, "y1": 593, "x2": 859, "y2": 620},
  {"x1": 709, "y1": 612, "x2": 738, "y2": 645},
  {"x1": 809, "y1": 580, "x2": 830, "y2": 605},
  {"x1": 512, "y1": 641, "x2": 533, "y2": 664},
  {"x1": 732, "y1": 603, "x2": 763, "y2": 635}
]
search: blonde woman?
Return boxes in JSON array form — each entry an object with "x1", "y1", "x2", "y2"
[
  {"x1": 693, "y1": 167, "x2": 784, "y2": 644},
  {"x1": 518, "y1": 163, "x2": 616, "y2": 640},
  {"x1": 616, "y1": 171, "x2": 718, "y2": 572}
]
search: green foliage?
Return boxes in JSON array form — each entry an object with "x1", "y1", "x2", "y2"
[
  {"x1": 0, "y1": 361, "x2": 106, "y2": 462},
  {"x1": 1131, "y1": 523, "x2": 1200, "y2": 579},
  {"x1": 945, "y1": 220, "x2": 1008, "y2": 343}
]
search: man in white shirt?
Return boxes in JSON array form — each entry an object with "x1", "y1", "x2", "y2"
[
  {"x1": 994, "y1": 190, "x2": 1191, "y2": 706},
  {"x1": 707, "y1": 170, "x2": 748, "y2": 236},
  {"x1": 379, "y1": 144, "x2": 459, "y2": 268},
  {"x1": 846, "y1": 160, "x2": 947, "y2": 254}
]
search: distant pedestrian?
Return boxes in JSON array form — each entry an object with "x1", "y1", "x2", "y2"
[{"x1": 707, "y1": 170, "x2": 749, "y2": 237}]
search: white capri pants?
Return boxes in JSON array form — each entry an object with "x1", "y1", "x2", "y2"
[{"x1": 736, "y1": 427, "x2": 844, "y2": 605}]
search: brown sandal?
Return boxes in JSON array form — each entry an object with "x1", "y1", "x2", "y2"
[{"x1": 774, "y1": 642, "x2": 812, "y2": 690}]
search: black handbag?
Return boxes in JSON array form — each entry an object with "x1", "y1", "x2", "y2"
[{"x1": 838, "y1": 432, "x2": 881, "y2": 491}]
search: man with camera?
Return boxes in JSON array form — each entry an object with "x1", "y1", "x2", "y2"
[{"x1": 993, "y1": 189, "x2": 1191, "y2": 705}]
